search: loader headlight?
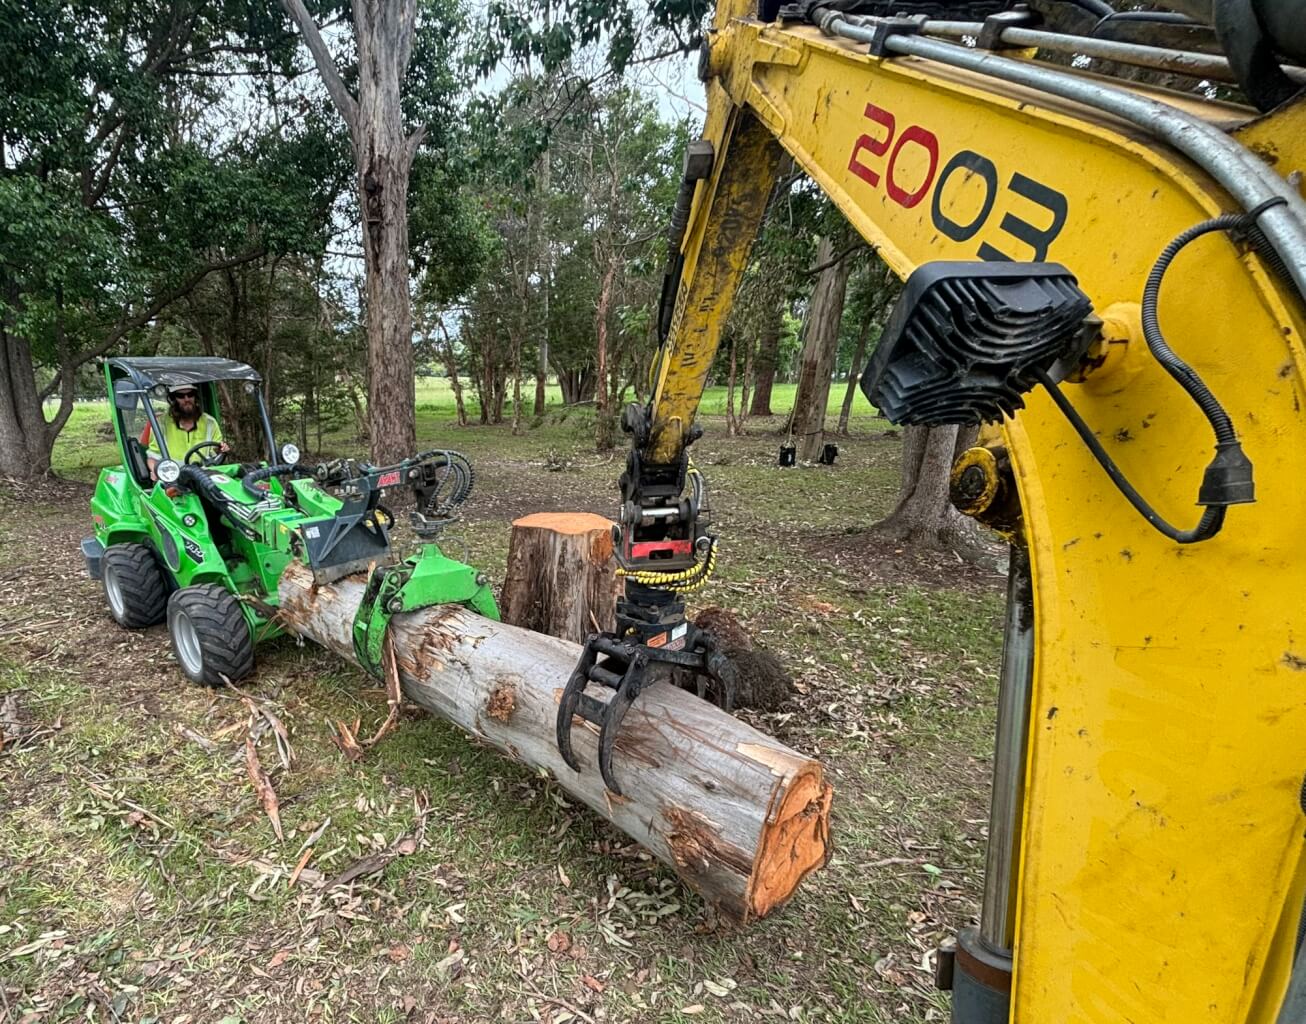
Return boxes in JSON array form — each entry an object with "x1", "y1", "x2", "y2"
[
  {"x1": 281, "y1": 443, "x2": 301, "y2": 466},
  {"x1": 156, "y1": 459, "x2": 181, "y2": 484}
]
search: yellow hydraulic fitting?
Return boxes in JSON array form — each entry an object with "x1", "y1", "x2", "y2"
[{"x1": 1063, "y1": 302, "x2": 1148, "y2": 395}]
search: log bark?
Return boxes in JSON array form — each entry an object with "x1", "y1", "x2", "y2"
[
  {"x1": 277, "y1": 561, "x2": 832, "y2": 922},
  {"x1": 499, "y1": 512, "x2": 620, "y2": 645}
]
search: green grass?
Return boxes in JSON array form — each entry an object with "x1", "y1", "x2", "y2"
[{"x1": 6, "y1": 381, "x2": 1002, "y2": 1023}]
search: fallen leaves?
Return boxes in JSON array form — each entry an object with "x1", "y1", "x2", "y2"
[
  {"x1": 435, "y1": 947, "x2": 465, "y2": 978},
  {"x1": 330, "y1": 632, "x2": 404, "y2": 758},
  {"x1": 173, "y1": 722, "x2": 218, "y2": 754},
  {"x1": 284, "y1": 816, "x2": 332, "y2": 886},
  {"x1": 1, "y1": 929, "x2": 69, "y2": 962},
  {"x1": 0, "y1": 691, "x2": 60, "y2": 755},
  {"x1": 242, "y1": 696, "x2": 293, "y2": 768},
  {"x1": 323, "y1": 790, "x2": 430, "y2": 889}
]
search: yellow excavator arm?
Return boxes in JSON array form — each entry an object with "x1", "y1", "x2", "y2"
[{"x1": 617, "y1": 3, "x2": 1306, "y2": 1022}]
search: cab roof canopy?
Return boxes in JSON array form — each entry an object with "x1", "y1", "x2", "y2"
[{"x1": 105, "y1": 356, "x2": 261, "y2": 389}]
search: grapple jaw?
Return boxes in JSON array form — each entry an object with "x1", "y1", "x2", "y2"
[{"x1": 555, "y1": 623, "x2": 735, "y2": 795}]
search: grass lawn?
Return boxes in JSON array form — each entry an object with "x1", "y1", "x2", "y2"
[{"x1": 3, "y1": 380, "x2": 1003, "y2": 1023}]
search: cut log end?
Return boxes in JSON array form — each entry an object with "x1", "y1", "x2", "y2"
[
  {"x1": 512, "y1": 511, "x2": 615, "y2": 537},
  {"x1": 749, "y1": 768, "x2": 833, "y2": 919}
]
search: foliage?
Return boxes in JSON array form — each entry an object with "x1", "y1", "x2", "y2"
[
  {"x1": 0, "y1": 0, "x2": 351, "y2": 473},
  {"x1": 476, "y1": 0, "x2": 709, "y2": 77},
  {"x1": 454, "y1": 78, "x2": 681, "y2": 439}
]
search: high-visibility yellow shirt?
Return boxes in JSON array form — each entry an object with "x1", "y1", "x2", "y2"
[{"x1": 143, "y1": 413, "x2": 223, "y2": 460}]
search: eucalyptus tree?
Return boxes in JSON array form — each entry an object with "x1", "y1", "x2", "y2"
[{"x1": 278, "y1": 0, "x2": 475, "y2": 463}]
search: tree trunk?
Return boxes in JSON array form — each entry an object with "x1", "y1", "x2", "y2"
[
  {"x1": 471, "y1": 346, "x2": 490, "y2": 425},
  {"x1": 838, "y1": 305, "x2": 876, "y2": 435},
  {"x1": 281, "y1": 0, "x2": 421, "y2": 467},
  {"x1": 500, "y1": 513, "x2": 620, "y2": 644},
  {"x1": 558, "y1": 368, "x2": 595, "y2": 406},
  {"x1": 748, "y1": 305, "x2": 782, "y2": 418},
  {"x1": 510, "y1": 331, "x2": 523, "y2": 436},
  {"x1": 790, "y1": 237, "x2": 855, "y2": 462},
  {"x1": 738, "y1": 339, "x2": 753, "y2": 433},
  {"x1": 594, "y1": 260, "x2": 618, "y2": 450},
  {"x1": 0, "y1": 331, "x2": 56, "y2": 478},
  {"x1": 873, "y1": 424, "x2": 986, "y2": 555},
  {"x1": 725, "y1": 335, "x2": 742, "y2": 436},
  {"x1": 356, "y1": 65, "x2": 416, "y2": 464},
  {"x1": 436, "y1": 320, "x2": 467, "y2": 427},
  {"x1": 491, "y1": 369, "x2": 506, "y2": 424},
  {"x1": 277, "y1": 561, "x2": 833, "y2": 922},
  {"x1": 535, "y1": 147, "x2": 550, "y2": 418}
]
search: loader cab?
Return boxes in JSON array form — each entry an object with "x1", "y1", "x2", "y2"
[
  {"x1": 101, "y1": 356, "x2": 277, "y2": 488},
  {"x1": 109, "y1": 375, "x2": 226, "y2": 487}
]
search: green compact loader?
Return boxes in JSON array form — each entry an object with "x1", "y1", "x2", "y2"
[{"x1": 83, "y1": 356, "x2": 498, "y2": 685}]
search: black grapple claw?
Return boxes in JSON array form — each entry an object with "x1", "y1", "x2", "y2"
[{"x1": 554, "y1": 624, "x2": 735, "y2": 795}]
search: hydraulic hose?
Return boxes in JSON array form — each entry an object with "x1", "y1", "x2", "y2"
[
  {"x1": 175, "y1": 466, "x2": 255, "y2": 536},
  {"x1": 177, "y1": 465, "x2": 234, "y2": 507},
  {"x1": 241, "y1": 463, "x2": 299, "y2": 500},
  {"x1": 1062, "y1": 0, "x2": 1115, "y2": 18}
]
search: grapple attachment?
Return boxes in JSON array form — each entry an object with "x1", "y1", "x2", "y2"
[{"x1": 556, "y1": 621, "x2": 736, "y2": 795}]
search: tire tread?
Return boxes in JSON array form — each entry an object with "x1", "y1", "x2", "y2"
[
  {"x1": 167, "y1": 584, "x2": 255, "y2": 686},
  {"x1": 103, "y1": 543, "x2": 167, "y2": 628}
]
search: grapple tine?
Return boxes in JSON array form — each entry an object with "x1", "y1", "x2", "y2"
[
  {"x1": 597, "y1": 655, "x2": 646, "y2": 796},
  {"x1": 556, "y1": 635, "x2": 599, "y2": 773}
]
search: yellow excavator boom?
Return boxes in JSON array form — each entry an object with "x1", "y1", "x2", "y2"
[{"x1": 643, "y1": 2, "x2": 1306, "y2": 1021}]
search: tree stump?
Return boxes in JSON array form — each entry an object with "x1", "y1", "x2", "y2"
[{"x1": 499, "y1": 512, "x2": 620, "y2": 644}]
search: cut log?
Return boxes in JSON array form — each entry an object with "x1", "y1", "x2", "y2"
[
  {"x1": 277, "y1": 560, "x2": 832, "y2": 922},
  {"x1": 499, "y1": 512, "x2": 620, "y2": 644}
]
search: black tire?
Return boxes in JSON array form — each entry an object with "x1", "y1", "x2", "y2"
[
  {"x1": 102, "y1": 543, "x2": 168, "y2": 628},
  {"x1": 166, "y1": 584, "x2": 255, "y2": 687}
]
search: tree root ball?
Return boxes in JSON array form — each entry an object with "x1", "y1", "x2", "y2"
[{"x1": 677, "y1": 607, "x2": 794, "y2": 712}]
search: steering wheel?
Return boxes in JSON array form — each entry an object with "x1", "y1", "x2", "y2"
[{"x1": 183, "y1": 440, "x2": 226, "y2": 467}]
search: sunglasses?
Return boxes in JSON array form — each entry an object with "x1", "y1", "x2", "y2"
[{"x1": 173, "y1": 390, "x2": 199, "y2": 399}]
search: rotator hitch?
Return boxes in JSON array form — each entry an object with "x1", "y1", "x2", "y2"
[{"x1": 556, "y1": 403, "x2": 736, "y2": 795}]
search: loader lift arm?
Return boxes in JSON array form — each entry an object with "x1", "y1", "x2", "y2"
[{"x1": 559, "y1": 2, "x2": 1306, "y2": 1022}]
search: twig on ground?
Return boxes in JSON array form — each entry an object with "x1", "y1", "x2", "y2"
[{"x1": 244, "y1": 738, "x2": 284, "y2": 842}]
